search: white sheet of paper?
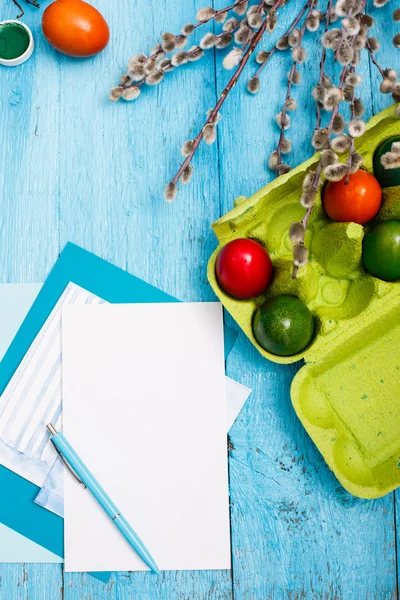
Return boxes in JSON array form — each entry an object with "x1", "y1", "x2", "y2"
[{"x1": 62, "y1": 303, "x2": 231, "y2": 573}]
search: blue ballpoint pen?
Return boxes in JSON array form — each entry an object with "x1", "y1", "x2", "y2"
[{"x1": 47, "y1": 423, "x2": 160, "y2": 575}]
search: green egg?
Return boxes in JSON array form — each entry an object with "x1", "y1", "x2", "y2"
[
  {"x1": 362, "y1": 220, "x2": 400, "y2": 281},
  {"x1": 373, "y1": 136, "x2": 400, "y2": 188},
  {"x1": 252, "y1": 295, "x2": 315, "y2": 357}
]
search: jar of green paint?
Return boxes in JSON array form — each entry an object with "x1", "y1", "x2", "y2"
[{"x1": 0, "y1": 20, "x2": 34, "y2": 67}]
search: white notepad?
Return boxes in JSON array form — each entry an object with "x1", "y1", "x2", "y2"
[{"x1": 62, "y1": 303, "x2": 231, "y2": 572}]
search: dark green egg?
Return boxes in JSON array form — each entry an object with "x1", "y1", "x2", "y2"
[
  {"x1": 252, "y1": 295, "x2": 315, "y2": 357},
  {"x1": 362, "y1": 220, "x2": 400, "y2": 281},
  {"x1": 373, "y1": 136, "x2": 400, "y2": 188}
]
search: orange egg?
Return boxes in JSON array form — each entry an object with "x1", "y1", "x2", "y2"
[{"x1": 42, "y1": 0, "x2": 109, "y2": 58}]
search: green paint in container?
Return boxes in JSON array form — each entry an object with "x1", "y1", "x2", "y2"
[{"x1": 0, "y1": 20, "x2": 34, "y2": 67}]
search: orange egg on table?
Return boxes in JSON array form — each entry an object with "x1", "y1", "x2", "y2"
[{"x1": 42, "y1": 0, "x2": 110, "y2": 58}]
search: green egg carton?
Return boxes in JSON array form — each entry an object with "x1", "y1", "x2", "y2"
[{"x1": 208, "y1": 104, "x2": 400, "y2": 499}]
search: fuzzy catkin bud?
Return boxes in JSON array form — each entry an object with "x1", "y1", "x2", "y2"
[
  {"x1": 367, "y1": 37, "x2": 380, "y2": 52},
  {"x1": 256, "y1": 51, "x2": 270, "y2": 64},
  {"x1": 159, "y1": 58, "x2": 173, "y2": 72},
  {"x1": 182, "y1": 23, "x2": 195, "y2": 35},
  {"x1": 342, "y1": 16, "x2": 360, "y2": 35},
  {"x1": 324, "y1": 163, "x2": 348, "y2": 182},
  {"x1": 291, "y1": 70, "x2": 301, "y2": 85},
  {"x1": 285, "y1": 98, "x2": 297, "y2": 111},
  {"x1": 145, "y1": 69, "x2": 164, "y2": 85},
  {"x1": 215, "y1": 10, "x2": 228, "y2": 23},
  {"x1": 188, "y1": 46, "x2": 204, "y2": 61},
  {"x1": 276, "y1": 36, "x2": 289, "y2": 50},
  {"x1": 223, "y1": 47, "x2": 243, "y2": 70},
  {"x1": 321, "y1": 149, "x2": 339, "y2": 167},
  {"x1": 337, "y1": 42, "x2": 354, "y2": 66},
  {"x1": 122, "y1": 86, "x2": 140, "y2": 101},
  {"x1": 234, "y1": 0, "x2": 248, "y2": 15},
  {"x1": 275, "y1": 111, "x2": 290, "y2": 130},
  {"x1": 171, "y1": 52, "x2": 189, "y2": 67},
  {"x1": 203, "y1": 123, "x2": 216, "y2": 144},
  {"x1": 216, "y1": 33, "x2": 232, "y2": 49},
  {"x1": 109, "y1": 86, "x2": 123, "y2": 101},
  {"x1": 394, "y1": 8, "x2": 400, "y2": 21},
  {"x1": 348, "y1": 120, "x2": 365, "y2": 138},
  {"x1": 306, "y1": 13, "x2": 320, "y2": 32},
  {"x1": 248, "y1": 12, "x2": 263, "y2": 29},
  {"x1": 321, "y1": 29, "x2": 341, "y2": 49},
  {"x1": 381, "y1": 152, "x2": 400, "y2": 169},
  {"x1": 234, "y1": 25, "x2": 251, "y2": 45},
  {"x1": 349, "y1": 152, "x2": 364, "y2": 173},
  {"x1": 323, "y1": 88, "x2": 344, "y2": 110},
  {"x1": 330, "y1": 135, "x2": 351, "y2": 153},
  {"x1": 174, "y1": 35, "x2": 187, "y2": 49},
  {"x1": 393, "y1": 34, "x2": 400, "y2": 48},
  {"x1": 292, "y1": 47, "x2": 306, "y2": 64},
  {"x1": 332, "y1": 114, "x2": 345, "y2": 134},
  {"x1": 247, "y1": 77, "x2": 260, "y2": 94},
  {"x1": 164, "y1": 182, "x2": 177, "y2": 202},
  {"x1": 391, "y1": 142, "x2": 400, "y2": 154},
  {"x1": 343, "y1": 85, "x2": 354, "y2": 102},
  {"x1": 361, "y1": 14, "x2": 374, "y2": 27},
  {"x1": 223, "y1": 17, "x2": 240, "y2": 32},
  {"x1": 293, "y1": 244, "x2": 309, "y2": 267},
  {"x1": 266, "y1": 11, "x2": 277, "y2": 33},
  {"x1": 181, "y1": 140, "x2": 195, "y2": 157},
  {"x1": 268, "y1": 151, "x2": 279, "y2": 170},
  {"x1": 373, "y1": 0, "x2": 389, "y2": 6},
  {"x1": 277, "y1": 163, "x2": 291, "y2": 175},
  {"x1": 302, "y1": 171, "x2": 317, "y2": 190},
  {"x1": 200, "y1": 33, "x2": 217, "y2": 49},
  {"x1": 289, "y1": 222, "x2": 306, "y2": 243},
  {"x1": 281, "y1": 137, "x2": 292, "y2": 154},
  {"x1": 346, "y1": 73, "x2": 362, "y2": 87},
  {"x1": 312, "y1": 84, "x2": 325, "y2": 102},
  {"x1": 300, "y1": 188, "x2": 317, "y2": 208},
  {"x1": 353, "y1": 98, "x2": 364, "y2": 118},
  {"x1": 288, "y1": 28, "x2": 301, "y2": 48},
  {"x1": 312, "y1": 128, "x2": 330, "y2": 149},
  {"x1": 180, "y1": 165, "x2": 193, "y2": 184},
  {"x1": 196, "y1": 7, "x2": 216, "y2": 21}
]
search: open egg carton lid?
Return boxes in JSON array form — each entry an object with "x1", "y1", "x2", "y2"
[{"x1": 208, "y1": 104, "x2": 400, "y2": 498}]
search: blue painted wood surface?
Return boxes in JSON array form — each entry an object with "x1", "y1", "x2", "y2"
[{"x1": 0, "y1": 0, "x2": 399, "y2": 598}]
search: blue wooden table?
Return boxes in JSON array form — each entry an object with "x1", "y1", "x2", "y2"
[{"x1": 0, "y1": 0, "x2": 399, "y2": 598}]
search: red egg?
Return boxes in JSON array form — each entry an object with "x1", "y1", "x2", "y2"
[{"x1": 216, "y1": 239, "x2": 273, "y2": 299}]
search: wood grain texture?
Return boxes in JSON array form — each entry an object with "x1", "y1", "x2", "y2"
[{"x1": 0, "y1": 0, "x2": 399, "y2": 598}]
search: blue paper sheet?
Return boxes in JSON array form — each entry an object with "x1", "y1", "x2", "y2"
[{"x1": 0, "y1": 243, "x2": 237, "y2": 580}]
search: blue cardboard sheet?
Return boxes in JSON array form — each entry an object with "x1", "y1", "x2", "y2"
[{"x1": 0, "y1": 243, "x2": 237, "y2": 580}]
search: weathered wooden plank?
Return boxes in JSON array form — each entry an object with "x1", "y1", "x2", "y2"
[
  {"x1": 215, "y1": 0, "x2": 398, "y2": 597},
  {"x1": 0, "y1": 564, "x2": 63, "y2": 600},
  {"x1": 368, "y1": 5, "x2": 400, "y2": 596}
]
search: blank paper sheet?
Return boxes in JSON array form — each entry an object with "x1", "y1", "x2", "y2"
[{"x1": 62, "y1": 303, "x2": 231, "y2": 573}]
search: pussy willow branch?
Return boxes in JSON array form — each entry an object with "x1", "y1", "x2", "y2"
[
  {"x1": 345, "y1": 68, "x2": 356, "y2": 183},
  {"x1": 169, "y1": 0, "x2": 284, "y2": 188},
  {"x1": 252, "y1": 1, "x2": 309, "y2": 80},
  {"x1": 11, "y1": 0, "x2": 39, "y2": 18},
  {"x1": 315, "y1": 0, "x2": 335, "y2": 129},
  {"x1": 276, "y1": 0, "x2": 316, "y2": 172},
  {"x1": 292, "y1": 64, "x2": 350, "y2": 279},
  {"x1": 366, "y1": 39, "x2": 385, "y2": 77}
]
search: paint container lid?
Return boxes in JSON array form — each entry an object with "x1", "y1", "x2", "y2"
[{"x1": 0, "y1": 20, "x2": 34, "y2": 67}]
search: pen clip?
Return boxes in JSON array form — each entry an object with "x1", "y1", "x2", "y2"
[
  {"x1": 54, "y1": 447, "x2": 87, "y2": 488},
  {"x1": 47, "y1": 424, "x2": 86, "y2": 488}
]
